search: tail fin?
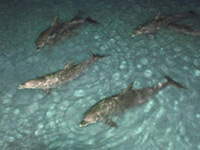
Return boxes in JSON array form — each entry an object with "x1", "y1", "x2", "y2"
[
  {"x1": 85, "y1": 17, "x2": 99, "y2": 24},
  {"x1": 188, "y1": 10, "x2": 198, "y2": 16},
  {"x1": 165, "y1": 76, "x2": 187, "y2": 89}
]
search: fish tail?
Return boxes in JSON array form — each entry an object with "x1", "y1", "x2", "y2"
[
  {"x1": 165, "y1": 76, "x2": 187, "y2": 89},
  {"x1": 18, "y1": 85, "x2": 24, "y2": 90},
  {"x1": 85, "y1": 17, "x2": 99, "y2": 24},
  {"x1": 188, "y1": 10, "x2": 198, "y2": 16}
]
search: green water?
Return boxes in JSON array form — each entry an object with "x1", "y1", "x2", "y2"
[{"x1": 0, "y1": 0, "x2": 200, "y2": 149}]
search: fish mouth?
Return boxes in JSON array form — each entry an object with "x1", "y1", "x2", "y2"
[
  {"x1": 132, "y1": 32, "x2": 142, "y2": 37},
  {"x1": 79, "y1": 124, "x2": 86, "y2": 128},
  {"x1": 132, "y1": 31, "x2": 139, "y2": 37},
  {"x1": 132, "y1": 34, "x2": 136, "y2": 37},
  {"x1": 37, "y1": 47, "x2": 41, "y2": 51},
  {"x1": 79, "y1": 120, "x2": 89, "y2": 127},
  {"x1": 18, "y1": 85, "x2": 25, "y2": 90}
]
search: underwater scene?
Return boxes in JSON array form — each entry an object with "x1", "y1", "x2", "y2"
[{"x1": 0, "y1": 0, "x2": 200, "y2": 149}]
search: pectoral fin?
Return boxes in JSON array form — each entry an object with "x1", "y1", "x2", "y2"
[
  {"x1": 63, "y1": 60, "x2": 72, "y2": 70},
  {"x1": 44, "y1": 89, "x2": 51, "y2": 94},
  {"x1": 155, "y1": 12, "x2": 162, "y2": 20},
  {"x1": 121, "y1": 82, "x2": 134, "y2": 95},
  {"x1": 51, "y1": 16, "x2": 58, "y2": 27},
  {"x1": 103, "y1": 118, "x2": 118, "y2": 128}
]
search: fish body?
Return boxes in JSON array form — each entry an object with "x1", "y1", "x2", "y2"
[
  {"x1": 36, "y1": 15, "x2": 98, "y2": 50},
  {"x1": 19, "y1": 54, "x2": 107, "y2": 92},
  {"x1": 132, "y1": 11, "x2": 197, "y2": 37},
  {"x1": 79, "y1": 76, "x2": 186, "y2": 128}
]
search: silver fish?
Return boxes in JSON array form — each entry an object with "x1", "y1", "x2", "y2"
[{"x1": 79, "y1": 76, "x2": 186, "y2": 128}]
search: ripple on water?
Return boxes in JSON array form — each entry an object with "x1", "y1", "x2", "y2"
[
  {"x1": 144, "y1": 101, "x2": 153, "y2": 113},
  {"x1": 37, "y1": 123, "x2": 44, "y2": 129},
  {"x1": 194, "y1": 70, "x2": 200, "y2": 76},
  {"x1": 73, "y1": 89, "x2": 85, "y2": 97},
  {"x1": 119, "y1": 61, "x2": 126, "y2": 69},
  {"x1": 46, "y1": 110, "x2": 55, "y2": 118},
  {"x1": 196, "y1": 114, "x2": 200, "y2": 119},
  {"x1": 94, "y1": 35, "x2": 100, "y2": 40},
  {"x1": 112, "y1": 72, "x2": 120, "y2": 80},
  {"x1": 35, "y1": 129, "x2": 42, "y2": 136},
  {"x1": 141, "y1": 58, "x2": 149, "y2": 65},
  {"x1": 58, "y1": 88, "x2": 140, "y2": 150},
  {"x1": 2, "y1": 98, "x2": 11, "y2": 104},
  {"x1": 13, "y1": 109, "x2": 20, "y2": 115},
  {"x1": 137, "y1": 64, "x2": 142, "y2": 69},
  {"x1": 47, "y1": 121, "x2": 56, "y2": 129},
  {"x1": 144, "y1": 69, "x2": 152, "y2": 77},
  {"x1": 8, "y1": 137, "x2": 15, "y2": 142},
  {"x1": 155, "y1": 107, "x2": 165, "y2": 119},
  {"x1": 16, "y1": 133, "x2": 23, "y2": 139},
  {"x1": 134, "y1": 81, "x2": 141, "y2": 88}
]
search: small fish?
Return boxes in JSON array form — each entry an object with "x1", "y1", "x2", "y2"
[
  {"x1": 79, "y1": 76, "x2": 186, "y2": 128},
  {"x1": 36, "y1": 14, "x2": 98, "y2": 50},
  {"x1": 132, "y1": 11, "x2": 197, "y2": 37},
  {"x1": 18, "y1": 53, "x2": 107, "y2": 93}
]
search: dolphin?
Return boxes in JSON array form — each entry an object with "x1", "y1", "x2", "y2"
[
  {"x1": 132, "y1": 11, "x2": 197, "y2": 37},
  {"x1": 36, "y1": 14, "x2": 98, "y2": 50},
  {"x1": 79, "y1": 76, "x2": 186, "y2": 128},
  {"x1": 18, "y1": 53, "x2": 107, "y2": 93}
]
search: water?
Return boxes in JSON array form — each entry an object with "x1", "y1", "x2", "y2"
[{"x1": 0, "y1": 0, "x2": 200, "y2": 149}]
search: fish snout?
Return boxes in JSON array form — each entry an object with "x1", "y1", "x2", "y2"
[
  {"x1": 18, "y1": 80, "x2": 38, "y2": 89},
  {"x1": 18, "y1": 84, "x2": 25, "y2": 89},
  {"x1": 79, "y1": 120, "x2": 89, "y2": 127},
  {"x1": 37, "y1": 46, "x2": 41, "y2": 51},
  {"x1": 131, "y1": 34, "x2": 136, "y2": 37},
  {"x1": 36, "y1": 41, "x2": 45, "y2": 51},
  {"x1": 132, "y1": 30, "x2": 143, "y2": 37}
]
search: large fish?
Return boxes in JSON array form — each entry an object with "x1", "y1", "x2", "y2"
[
  {"x1": 132, "y1": 11, "x2": 197, "y2": 37},
  {"x1": 36, "y1": 14, "x2": 98, "y2": 50},
  {"x1": 19, "y1": 53, "x2": 107, "y2": 92},
  {"x1": 79, "y1": 76, "x2": 186, "y2": 128}
]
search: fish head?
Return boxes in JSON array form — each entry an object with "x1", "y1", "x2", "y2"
[
  {"x1": 132, "y1": 25, "x2": 152, "y2": 37},
  {"x1": 36, "y1": 38, "x2": 46, "y2": 51},
  {"x1": 36, "y1": 29, "x2": 52, "y2": 51},
  {"x1": 79, "y1": 112, "x2": 98, "y2": 127},
  {"x1": 18, "y1": 79, "x2": 44, "y2": 89}
]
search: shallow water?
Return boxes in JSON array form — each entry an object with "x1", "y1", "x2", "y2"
[{"x1": 0, "y1": 0, "x2": 200, "y2": 150}]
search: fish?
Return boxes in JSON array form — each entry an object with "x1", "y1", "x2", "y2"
[
  {"x1": 79, "y1": 76, "x2": 186, "y2": 128},
  {"x1": 18, "y1": 53, "x2": 107, "y2": 93},
  {"x1": 36, "y1": 14, "x2": 98, "y2": 50},
  {"x1": 132, "y1": 11, "x2": 197, "y2": 37},
  {"x1": 167, "y1": 23, "x2": 200, "y2": 36}
]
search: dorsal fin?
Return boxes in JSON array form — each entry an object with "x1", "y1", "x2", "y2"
[
  {"x1": 121, "y1": 82, "x2": 134, "y2": 95},
  {"x1": 70, "y1": 11, "x2": 82, "y2": 21},
  {"x1": 63, "y1": 60, "x2": 72, "y2": 70},
  {"x1": 51, "y1": 16, "x2": 58, "y2": 27},
  {"x1": 154, "y1": 12, "x2": 162, "y2": 20}
]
